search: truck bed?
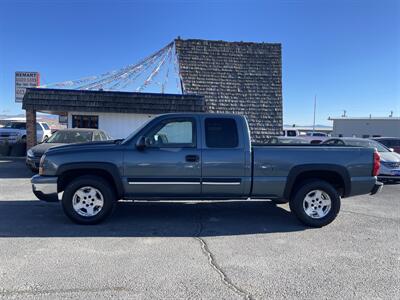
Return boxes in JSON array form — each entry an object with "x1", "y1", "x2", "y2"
[{"x1": 251, "y1": 145, "x2": 375, "y2": 199}]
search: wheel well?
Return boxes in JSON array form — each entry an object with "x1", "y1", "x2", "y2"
[
  {"x1": 290, "y1": 170, "x2": 345, "y2": 198},
  {"x1": 58, "y1": 169, "x2": 119, "y2": 196}
]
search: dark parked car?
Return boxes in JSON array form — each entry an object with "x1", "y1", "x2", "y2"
[
  {"x1": 322, "y1": 137, "x2": 400, "y2": 182},
  {"x1": 372, "y1": 137, "x2": 400, "y2": 154},
  {"x1": 31, "y1": 113, "x2": 382, "y2": 227},
  {"x1": 26, "y1": 128, "x2": 111, "y2": 171}
]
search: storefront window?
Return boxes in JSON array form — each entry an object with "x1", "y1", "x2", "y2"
[{"x1": 72, "y1": 115, "x2": 98, "y2": 129}]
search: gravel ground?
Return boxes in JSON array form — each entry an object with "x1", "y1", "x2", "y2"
[{"x1": 0, "y1": 158, "x2": 399, "y2": 299}]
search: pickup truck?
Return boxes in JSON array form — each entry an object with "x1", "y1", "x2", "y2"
[
  {"x1": 31, "y1": 113, "x2": 383, "y2": 227},
  {"x1": 0, "y1": 121, "x2": 52, "y2": 143}
]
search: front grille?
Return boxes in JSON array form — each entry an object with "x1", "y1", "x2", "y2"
[{"x1": 382, "y1": 161, "x2": 400, "y2": 168}]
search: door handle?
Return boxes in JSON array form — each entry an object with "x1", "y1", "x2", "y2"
[{"x1": 185, "y1": 155, "x2": 199, "y2": 162}]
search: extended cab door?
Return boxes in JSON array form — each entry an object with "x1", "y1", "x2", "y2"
[
  {"x1": 123, "y1": 116, "x2": 201, "y2": 197},
  {"x1": 200, "y1": 116, "x2": 249, "y2": 197}
]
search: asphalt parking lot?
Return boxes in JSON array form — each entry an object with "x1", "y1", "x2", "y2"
[{"x1": 0, "y1": 158, "x2": 399, "y2": 299}]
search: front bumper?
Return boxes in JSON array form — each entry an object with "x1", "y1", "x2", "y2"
[
  {"x1": 26, "y1": 156, "x2": 40, "y2": 171},
  {"x1": 378, "y1": 175, "x2": 400, "y2": 181},
  {"x1": 370, "y1": 181, "x2": 384, "y2": 195},
  {"x1": 0, "y1": 136, "x2": 20, "y2": 143},
  {"x1": 31, "y1": 175, "x2": 59, "y2": 202}
]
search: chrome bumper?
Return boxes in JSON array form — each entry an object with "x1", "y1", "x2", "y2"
[{"x1": 31, "y1": 175, "x2": 59, "y2": 202}]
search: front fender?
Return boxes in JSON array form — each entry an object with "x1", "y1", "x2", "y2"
[{"x1": 56, "y1": 162, "x2": 124, "y2": 197}]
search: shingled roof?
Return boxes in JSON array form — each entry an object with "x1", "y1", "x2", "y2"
[
  {"x1": 22, "y1": 88, "x2": 205, "y2": 114},
  {"x1": 175, "y1": 38, "x2": 283, "y2": 142}
]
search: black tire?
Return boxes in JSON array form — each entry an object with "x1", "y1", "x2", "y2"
[
  {"x1": 62, "y1": 175, "x2": 116, "y2": 225},
  {"x1": 270, "y1": 198, "x2": 289, "y2": 204},
  {"x1": 289, "y1": 179, "x2": 341, "y2": 227}
]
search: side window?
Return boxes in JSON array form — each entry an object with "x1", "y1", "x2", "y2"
[
  {"x1": 205, "y1": 118, "x2": 238, "y2": 148},
  {"x1": 93, "y1": 132, "x2": 101, "y2": 141},
  {"x1": 72, "y1": 115, "x2": 99, "y2": 129},
  {"x1": 287, "y1": 130, "x2": 296, "y2": 137},
  {"x1": 325, "y1": 140, "x2": 336, "y2": 145},
  {"x1": 99, "y1": 131, "x2": 107, "y2": 140},
  {"x1": 147, "y1": 119, "x2": 195, "y2": 147}
]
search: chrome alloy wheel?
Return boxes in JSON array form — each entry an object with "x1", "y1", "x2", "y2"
[
  {"x1": 72, "y1": 186, "x2": 104, "y2": 217},
  {"x1": 303, "y1": 189, "x2": 332, "y2": 219}
]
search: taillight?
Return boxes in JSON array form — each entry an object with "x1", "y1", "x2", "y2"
[{"x1": 372, "y1": 151, "x2": 380, "y2": 176}]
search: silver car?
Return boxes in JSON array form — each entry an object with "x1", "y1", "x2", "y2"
[
  {"x1": 322, "y1": 137, "x2": 400, "y2": 182},
  {"x1": 26, "y1": 128, "x2": 111, "y2": 172}
]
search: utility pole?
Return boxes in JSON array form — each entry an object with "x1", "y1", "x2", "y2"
[{"x1": 312, "y1": 95, "x2": 317, "y2": 133}]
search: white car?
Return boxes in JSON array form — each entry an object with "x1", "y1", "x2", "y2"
[
  {"x1": 0, "y1": 121, "x2": 52, "y2": 143},
  {"x1": 322, "y1": 137, "x2": 400, "y2": 182}
]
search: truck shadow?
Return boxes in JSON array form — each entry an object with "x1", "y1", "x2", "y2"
[{"x1": 0, "y1": 200, "x2": 307, "y2": 237}]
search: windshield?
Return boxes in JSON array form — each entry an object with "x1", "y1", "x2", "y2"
[
  {"x1": 345, "y1": 139, "x2": 389, "y2": 152},
  {"x1": 122, "y1": 117, "x2": 154, "y2": 143},
  {"x1": 46, "y1": 131, "x2": 93, "y2": 143},
  {"x1": 3, "y1": 122, "x2": 26, "y2": 129}
]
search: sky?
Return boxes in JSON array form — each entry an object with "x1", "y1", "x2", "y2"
[{"x1": 0, "y1": 0, "x2": 399, "y2": 125}]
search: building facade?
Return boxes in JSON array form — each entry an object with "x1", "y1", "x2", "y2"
[
  {"x1": 23, "y1": 38, "x2": 283, "y2": 148},
  {"x1": 330, "y1": 117, "x2": 400, "y2": 138}
]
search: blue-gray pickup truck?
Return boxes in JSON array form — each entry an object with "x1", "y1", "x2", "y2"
[{"x1": 31, "y1": 113, "x2": 383, "y2": 227}]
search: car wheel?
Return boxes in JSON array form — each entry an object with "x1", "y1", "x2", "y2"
[
  {"x1": 289, "y1": 180, "x2": 341, "y2": 227},
  {"x1": 62, "y1": 175, "x2": 116, "y2": 225}
]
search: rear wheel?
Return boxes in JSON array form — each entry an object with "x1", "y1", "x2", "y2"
[
  {"x1": 62, "y1": 175, "x2": 116, "y2": 224},
  {"x1": 289, "y1": 180, "x2": 341, "y2": 227}
]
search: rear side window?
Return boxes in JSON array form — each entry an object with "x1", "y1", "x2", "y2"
[
  {"x1": 93, "y1": 132, "x2": 101, "y2": 141},
  {"x1": 205, "y1": 118, "x2": 238, "y2": 148},
  {"x1": 42, "y1": 123, "x2": 50, "y2": 130},
  {"x1": 99, "y1": 131, "x2": 107, "y2": 140}
]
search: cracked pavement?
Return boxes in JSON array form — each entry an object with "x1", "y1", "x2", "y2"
[{"x1": 0, "y1": 159, "x2": 399, "y2": 299}]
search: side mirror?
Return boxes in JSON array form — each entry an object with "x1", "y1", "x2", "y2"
[
  {"x1": 389, "y1": 148, "x2": 394, "y2": 152},
  {"x1": 136, "y1": 136, "x2": 148, "y2": 150}
]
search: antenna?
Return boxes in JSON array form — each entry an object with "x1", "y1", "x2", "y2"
[{"x1": 313, "y1": 95, "x2": 317, "y2": 133}]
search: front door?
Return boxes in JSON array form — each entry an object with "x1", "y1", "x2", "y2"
[{"x1": 124, "y1": 117, "x2": 201, "y2": 198}]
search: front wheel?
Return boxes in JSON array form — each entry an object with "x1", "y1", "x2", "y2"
[
  {"x1": 62, "y1": 175, "x2": 116, "y2": 224},
  {"x1": 289, "y1": 180, "x2": 341, "y2": 227}
]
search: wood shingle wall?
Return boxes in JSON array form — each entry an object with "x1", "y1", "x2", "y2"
[
  {"x1": 175, "y1": 38, "x2": 283, "y2": 142},
  {"x1": 23, "y1": 88, "x2": 205, "y2": 114}
]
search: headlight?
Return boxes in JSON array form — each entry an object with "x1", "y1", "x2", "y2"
[
  {"x1": 27, "y1": 149, "x2": 34, "y2": 157},
  {"x1": 39, "y1": 155, "x2": 46, "y2": 175}
]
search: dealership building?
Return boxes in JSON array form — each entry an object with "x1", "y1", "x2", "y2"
[
  {"x1": 329, "y1": 116, "x2": 400, "y2": 138},
  {"x1": 22, "y1": 38, "x2": 283, "y2": 148}
]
